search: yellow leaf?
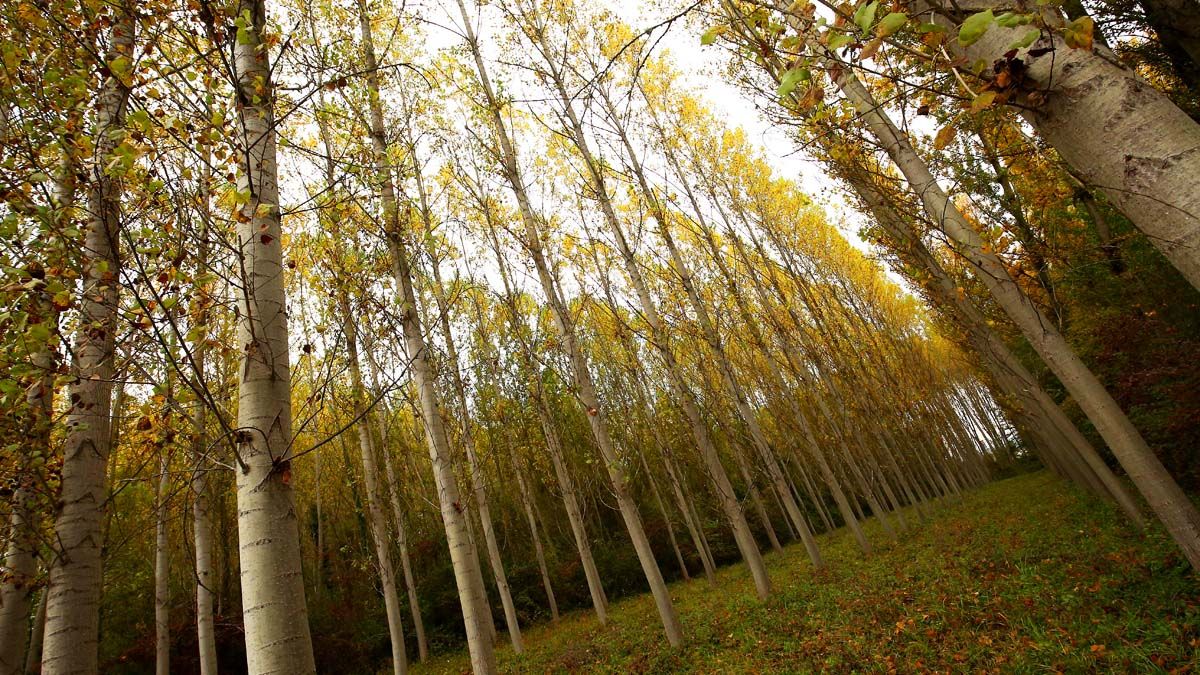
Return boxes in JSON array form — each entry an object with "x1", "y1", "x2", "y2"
[
  {"x1": 1064, "y1": 16, "x2": 1093, "y2": 50},
  {"x1": 933, "y1": 124, "x2": 957, "y2": 150},
  {"x1": 970, "y1": 90, "x2": 997, "y2": 113}
]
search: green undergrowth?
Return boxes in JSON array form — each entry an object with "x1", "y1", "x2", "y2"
[{"x1": 412, "y1": 472, "x2": 1200, "y2": 673}]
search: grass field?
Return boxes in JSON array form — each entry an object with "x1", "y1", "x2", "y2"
[{"x1": 412, "y1": 472, "x2": 1200, "y2": 673}]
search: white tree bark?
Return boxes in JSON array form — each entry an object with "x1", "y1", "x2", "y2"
[
  {"x1": 365, "y1": 351, "x2": 430, "y2": 663},
  {"x1": 1, "y1": 479, "x2": 39, "y2": 675},
  {"x1": 0, "y1": 293, "x2": 55, "y2": 675},
  {"x1": 40, "y1": 7, "x2": 134, "y2": 672},
  {"x1": 662, "y1": 135, "x2": 873, "y2": 556},
  {"x1": 537, "y1": 43, "x2": 771, "y2": 598},
  {"x1": 191, "y1": 404, "x2": 218, "y2": 675},
  {"x1": 488, "y1": 220, "x2": 620, "y2": 618},
  {"x1": 389, "y1": 238, "x2": 497, "y2": 672},
  {"x1": 348, "y1": 0, "x2": 493, "y2": 662},
  {"x1": 229, "y1": 1, "x2": 316, "y2": 671},
  {"x1": 425, "y1": 206, "x2": 523, "y2": 655},
  {"x1": 943, "y1": 0, "x2": 1200, "y2": 289},
  {"x1": 602, "y1": 90, "x2": 823, "y2": 569},
  {"x1": 190, "y1": 173, "x2": 219, "y2": 675},
  {"x1": 154, "y1": 457, "x2": 170, "y2": 675},
  {"x1": 380, "y1": 441, "x2": 428, "y2": 662},
  {"x1": 0, "y1": 144, "x2": 71, "y2": 675}
]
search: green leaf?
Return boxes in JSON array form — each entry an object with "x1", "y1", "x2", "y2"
[
  {"x1": 828, "y1": 32, "x2": 855, "y2": 50},
  {"x1": 917, "y1": 22, "x2": 947, "y2": 34},
  {"x1": 26, "y1": 322, "x2": 51, "y2": 345},
  {"x1": 995, "y1": 12, "x2": 1031, "y2": 28},
  {"x1": 1009, "y1": 27, "x2": 1041, "y2": 50},
  {"x1": 854, "y1": 1, "x2": 878, "y2": 35},
  {"x1": 0, "y1": 380, "x2": 19, "y2": 397},
  {"x1": 108, "y1": 55, "x2": 131, "y2": 78},
  {"x1": 876, "y1": 12, "x2": 908, "y2": 37},
  {"x1": 701, "y1": 24, "x2": 727, "y2": 46},
  {"x1": 127, "y1": 108, "x2": 152, "y2": 132},
  {"x1": 957, "y1": 10, "x2": 995, "y2": 47},
  {"x1": 777, "y1": 67, "x2": 811, "y2": 99},
  {"x1": 970, "y1": 90, "x2": 997, "y2": 113}
]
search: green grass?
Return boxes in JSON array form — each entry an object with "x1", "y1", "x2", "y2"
[{"x1": 412, "y1": 472, "x2": 1200, "y2": 673}]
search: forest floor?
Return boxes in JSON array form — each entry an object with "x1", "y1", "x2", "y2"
[{"x1": 412, "y1": 471, "x2": 1200, "y2": 673}]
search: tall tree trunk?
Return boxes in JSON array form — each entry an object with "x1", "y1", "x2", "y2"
[
  {"x1": 228, "y1": 0, "x2": 316, "y2": 670},
  {"x1": 191, "y1": 405, "x2": 218, "y2": 675},
  {"x1": 0, "y1": 287, "x2": 56, "y2": 675},
  {"x1": 385, "y1": 457, "x2": 427, "y2": 662},
  {"x1": 350, "y1": 0, "x2": 495, "y2": 663},
  {"x1": 511, "y1": 451, "x2": 559, "y2": 620},
  {"x1": 729, "y1": 438, "x2": 783, "y2": 553},
  {"x1": 426, "y1": 246, "x2": 522, "y2": 653},
  {"x1": 388, "y1": 241, "x2": 496, "y2": 671},
  {"x1": 636, "y1": 444, "x2": 690, "y2": 580},
  {"x1": 943, "y1": 0, "x2": 1200, "y2": 289},
  {"x1": 365, "y1": 351, "x2": 430, "y2": 663},
  {"x1": 23, "y1": 591, "x2": 47, "y2": 675},
  {"x1": 484, "y1": 225, "x2": 609, "y2": 620},
  {"x1": 849, "y1": 170, "x2": 1144, "y2": 525},
  {"x1": 790, "y1": 454, "x2": 836, "y2": 533},
  {"x1": 40, "y1": 7, "x2": 134, "y2": 672},
  {"x1": 550, "y1": 66, "x2": 770, "y2": 598},
  {"x1": 0, "y1": 140, "x2": 70, "y2": 675},
  {"x1": 825, "y1": 60, "x2": 1200, "y2": 564},
  {"x1": 1, "y1": 493, "x2": 39, "y2": 674},
  {"x1": 155, "y1": 458, "x2": 170, "y2": 675},
  {"x1": 728, "y1": 0, "x2": 1147, "y2": 529},
  {"x1": 189, "y1": 203, "x2": 219, "y2": 675},
  {"x1": 592, "y1": 247, "x2": 709, "y2": 584},
  {"x1": 703, "y1": 189, "x2": 870, "y2": 554},
  {"x1": 659, "y1": 433, "x2": 718, "y2": 582},
  {"x1": 454, "y1": 0, "x2": 681, "y2": 645},
  {"x1": 342, "y1": 305, "x2": 408, "y2": 675}
]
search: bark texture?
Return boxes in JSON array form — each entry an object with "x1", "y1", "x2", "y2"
[
  {"x1": 229, "y1": 1, "x2": 316, "y2": 671},
  {"x1": 948, "y1": 0, "x2": 1200, "y2": 290},
  {"x1": 40, "y1": 7, "x2": 134, "y2": 672}
]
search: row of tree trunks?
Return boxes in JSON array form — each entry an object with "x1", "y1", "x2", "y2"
[{"x1": 453, "y1": 0, "x2": 682, "y2": 646}]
